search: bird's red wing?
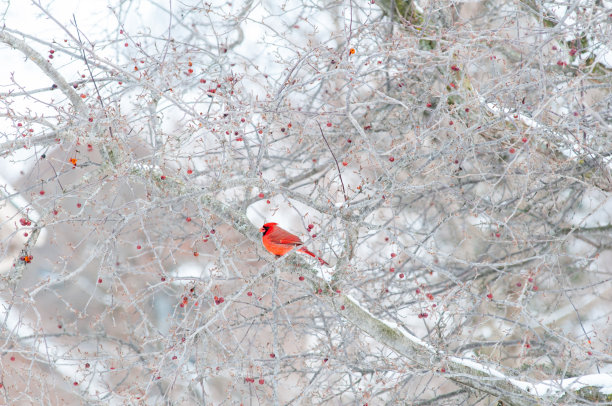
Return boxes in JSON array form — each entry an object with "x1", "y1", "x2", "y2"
[{"x1": 269, "y1": 227, "x2": 303, "y2": 246}]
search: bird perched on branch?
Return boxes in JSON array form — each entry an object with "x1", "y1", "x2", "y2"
[{"x1": 260, "y1": 222, "x2": 328, "y2": 265}]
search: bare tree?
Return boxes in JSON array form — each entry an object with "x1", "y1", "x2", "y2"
[{"x1": 1, "y1": 0, "x2": 611, "y2": 404}]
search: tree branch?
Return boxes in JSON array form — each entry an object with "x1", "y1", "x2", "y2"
[{"x1": 0, "y1": 29, "x2": 87, "y2": 116}]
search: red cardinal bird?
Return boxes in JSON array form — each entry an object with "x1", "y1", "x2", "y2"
[{"x1": 260, "y1": 222, "x2": 328, "y2": 265}]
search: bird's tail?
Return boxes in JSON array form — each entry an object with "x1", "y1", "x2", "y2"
[{"x1": 298, "y1": 247, "x2": 329, "y2": 265}]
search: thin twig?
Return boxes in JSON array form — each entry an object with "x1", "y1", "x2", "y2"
[
  {"x1": 317, "y1": 122, "x2": 347, "y2": 201},
  {"x1": 72, "y1": 15, "x2": 114, "y2": 139}
]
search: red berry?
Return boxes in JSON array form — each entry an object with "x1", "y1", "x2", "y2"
[
  {"x1": 509, "y1": 147, "x2": 516, "y2": 154},
  {"x1": 247, "y1": 291, "x2": 253, "y2": 296},
  {"x1": 186, "y1": 217, "x2": 191, "y2": 222},
  {"x1": 258, "y1": 379, "x2": 264, "y2": 385},
  {"x1": 270, "y1": 353, "x2": 275, "y2": 358},
  {"x1": 389, "y1": 157, "x2": 394, "y2": 162},
  {"x1": 390, "y1": 253, "x2": 396, "y2": 258},
  {"x1": 299, "y1": 276, "x2": 304, "y2": 281},
  {"x1": 39, "y1": 190, "x2": 45, "y2": 195},
  {"x1": 326, "y1": 122, "x2": 332, "y2": 127},
  {"x1": 76, "y1": 203, "x2": 82, "y2": 208},
  {"x1": 98, "y1": 278, "x2": 103, "y2": 283},
  {"x1": 399, "y1": 273, "x2": 404, "y2": 278},
  {"x1": 522, "y1": 137, "x2": 527, "y2": 143},
  {"x1": 487, "y1": 293, "x2": 493, "y2": 299},
  {"x1": 258, "y1": 192, "x2": 264, "y2": 198}
]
